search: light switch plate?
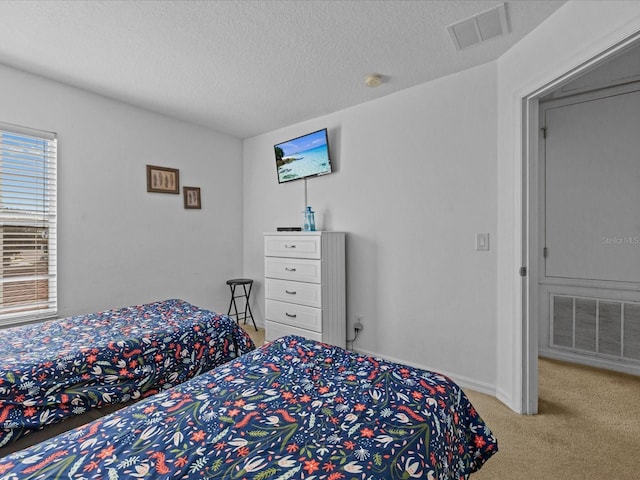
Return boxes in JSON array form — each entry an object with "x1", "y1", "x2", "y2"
[{"x1": 476, "y1": 233, "x2": 490, "y2": 251}]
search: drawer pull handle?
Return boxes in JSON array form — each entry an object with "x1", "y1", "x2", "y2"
[
  {"x1": 284, "y1": 244, "x2": 296, "y2": 248},
  {"x1": 285, "y1": 290, "x2": 297, "y2": 295},
  {"x1": 285, "y1": 312, "x2": 297, "y2": 318},
  {"x1": 285, "y1": 267, "x2": 297, "y2": 272}
]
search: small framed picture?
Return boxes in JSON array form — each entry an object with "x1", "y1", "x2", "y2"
[
  {"x1": 146, "y1": 165, "x2": 180, "y2": 194},
  {"x1": 183, "y1": 186, "x2": 201, "y2": 209}
]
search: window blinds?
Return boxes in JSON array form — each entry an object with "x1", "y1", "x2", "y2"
[{"x1": 0, "y1": 123, "x2": 57, "y2": 325}]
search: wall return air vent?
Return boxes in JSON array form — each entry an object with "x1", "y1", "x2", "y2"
[{"x1": 447, "y1": 3, "x2": 510, "y2": 50}]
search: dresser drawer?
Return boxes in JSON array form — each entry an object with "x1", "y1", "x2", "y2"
[
  {"x1": 265, "y1": 320, "x2": 323, "y2": 343},
  {"x1": 265, "y1": 299, "x2": 322, "y2": 332},
  {"x1": 265, "y1": 257, "x2": 321, "y2": 283},
  {"x1": 265, "y1": 278, "x2": 321, "y2": 307},
  {"x1": 264, "y1": 235, "x2": 321, "y2": 259}
]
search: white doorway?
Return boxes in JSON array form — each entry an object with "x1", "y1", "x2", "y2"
[
  {"x1": 538, "y1": 84, "x2": 640, "y2": 373},
  {"x1": 523, "y1": 33, "x2": 640, "y2": 414}
]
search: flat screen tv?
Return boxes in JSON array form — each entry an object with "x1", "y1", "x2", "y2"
[{"x1": 274, "y1": 128, "x2": 332, "y2": 183}]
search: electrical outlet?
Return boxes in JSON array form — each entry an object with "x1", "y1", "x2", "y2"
[{"x1": 354, "y1": 315, "x2": 364, "y2": 331}]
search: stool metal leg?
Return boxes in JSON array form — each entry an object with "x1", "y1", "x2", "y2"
[
  {"x1": 241, "y1": 284, "x2": 249, "y2": 325},
  {"x1": 241, "y1": 282, "x2": 257, "y2": 331},
  {"x1": 227, "y1": 284, "x2": 240, "y2": 324}
]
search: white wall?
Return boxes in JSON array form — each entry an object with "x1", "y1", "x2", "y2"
[
  {"x1": 0, "y1": 64, "x2": 244, "y2": 318},
  {"x1": 496, "y1": 1, "x2": 640, "y2": 412},
  {"x1": 244, "y1": 62, "x2": 498, "y2": 393}
]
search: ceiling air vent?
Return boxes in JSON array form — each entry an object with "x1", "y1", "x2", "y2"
[{"x1": 447, "y1": 3, "x2": 509, "y2": 50}]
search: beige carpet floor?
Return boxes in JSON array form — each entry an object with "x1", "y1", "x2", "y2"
[
  {"x1": 243, "y1": 328, "x2": 640, "y2": 479},
  {"x1": 241, "y1": 324, "x2": 265, "y2": 345},
  {"x1": 466, "y1": 357, "x2": 640, "y2": 479}
]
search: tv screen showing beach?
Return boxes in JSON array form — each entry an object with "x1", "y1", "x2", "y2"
[{"x1": 274, "y1": 129, "x2": 331, "y2": 183}]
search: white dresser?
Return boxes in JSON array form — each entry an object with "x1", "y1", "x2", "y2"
[{"x1": 264, "y1": 231, "x2": 345, "y2": 347}]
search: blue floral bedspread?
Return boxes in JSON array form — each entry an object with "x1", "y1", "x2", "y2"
[
  {"x1": 0, "y1": 335, "x2": 497, "y2": 479},
  {"x1": 0, "y1": 299, "x2": 255, "y2": 448}
]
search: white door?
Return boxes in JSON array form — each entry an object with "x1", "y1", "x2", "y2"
[{"x1": 539, "y1": 85, "x2": 640, "y2": 373}]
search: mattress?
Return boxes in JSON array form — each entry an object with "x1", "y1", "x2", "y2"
[
  {"x1": 0, "y1": 335, "x2": 497, "y2": 479},
  {"x1": 0, "y1": 298, "x2": 255, "y2": 449}
]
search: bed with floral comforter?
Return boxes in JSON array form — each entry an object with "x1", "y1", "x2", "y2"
[
  {"x1": 0, "y1": 335, "x2": 496, "y2": 479},
  {"x1": 0, "y1": 299, "x2": 255, "y2": 450}
]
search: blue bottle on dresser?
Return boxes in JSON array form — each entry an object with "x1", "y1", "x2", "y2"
[{"x1": 303, "y1": 206, "x2": 316, "y2": 231}]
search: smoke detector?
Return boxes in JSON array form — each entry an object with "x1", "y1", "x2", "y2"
[
  {"x1": 447, "y1": 3, "x2": 510, "y2": 50},
  {"x1": 364, "y1": 73, "x2": 383, "y2": 88}
]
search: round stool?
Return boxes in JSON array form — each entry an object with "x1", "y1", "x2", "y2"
[{"x1": 226, "y1": 278, "x2": 257, "y2": 331}]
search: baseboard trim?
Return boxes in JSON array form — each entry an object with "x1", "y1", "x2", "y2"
[
  {"x1": 539, "y1": 348, "x2": 640, "y2": 376},
  {"x1": 495, "y1": 388, "x2": 517, "y2": 412}
]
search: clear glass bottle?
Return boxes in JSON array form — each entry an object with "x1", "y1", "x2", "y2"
[{"x1": 303, "y1": 206, "x2": 316, "y2": 231}]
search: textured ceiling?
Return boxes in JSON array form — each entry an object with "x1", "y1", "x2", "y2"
[{"x1": 0, "y1": 0, "x2": 565, "y2": 139}]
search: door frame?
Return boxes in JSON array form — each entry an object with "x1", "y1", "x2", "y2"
[{"x1": 522, "y1": 32, "x2": 640, "y2": 414}]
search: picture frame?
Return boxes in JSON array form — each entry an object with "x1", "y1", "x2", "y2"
[
  {"x1": 146, "y1": 165, "x2": 180, "y2": 194},
  {"x1": 183, "y1": 186, "x2": 201, "y2": 209}
]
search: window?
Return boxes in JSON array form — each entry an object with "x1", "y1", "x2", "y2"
[{"x1": 0, "y1": 123, "x2": 57, "y2": 326}]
